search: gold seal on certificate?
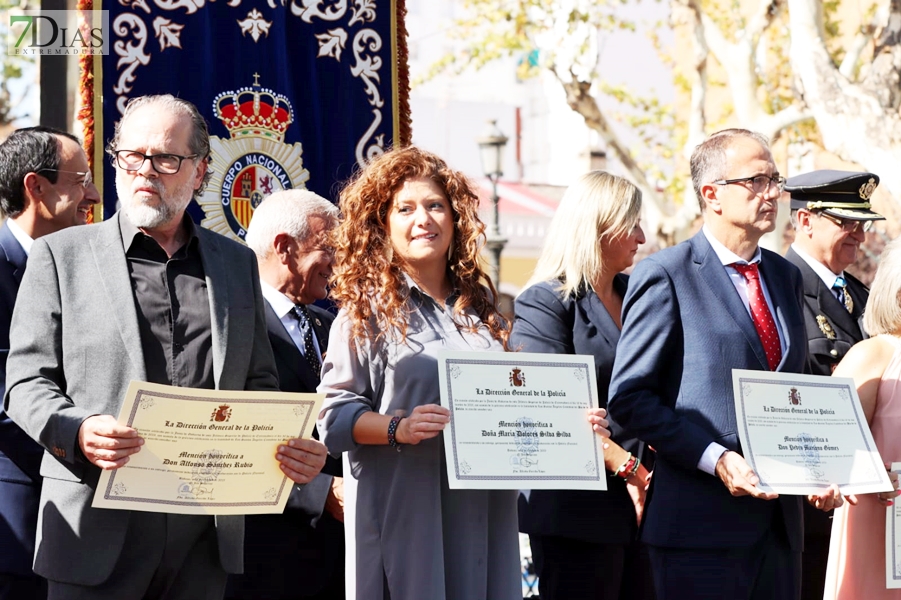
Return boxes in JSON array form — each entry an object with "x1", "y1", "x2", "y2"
[
  {"x1": 437, "y1": 350, "x2": 606, "y2": 491},
  {"x1": 732, "y1": 369, "x2": 893, "y2": 496},
  {"x1": 92, "y1": 381, "x2": 322, "y2": 515}
]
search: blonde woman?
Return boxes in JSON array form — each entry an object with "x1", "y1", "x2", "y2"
[
  {"x1": 511, "y1": 171, "x2": 654, "y2": 600},
  {"x1": 823, "y1": 237, "x2": 901, "y2": 600},
  {"x1": 317, "y1": 147, "x2": 613, "y2": 600}
]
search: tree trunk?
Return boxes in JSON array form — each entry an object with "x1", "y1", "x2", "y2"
[{"x1": 789, "y1": 0, "x2": 901, "y2": 198}]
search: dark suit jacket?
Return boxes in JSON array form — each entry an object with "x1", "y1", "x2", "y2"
[
  {"x1": 608, "y1": 232, "x2": 807, "y2": 551},
  {"x1": 784, "y1": 248, "x2": 867, "y2": 377},
  {"x1": 0, "y1": 221, "x2": 44, "y2": 577},
  {"x1": 510, "y1": 276, "x2": 642, "y2": 545},
  {"x1": 785, "y1": 247, "x2": 868, "y2": 539},
  {"x1": 226, "y1": 302, "x2": 344, "y2": 600}
]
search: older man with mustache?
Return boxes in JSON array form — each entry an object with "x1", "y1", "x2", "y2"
[{"x1": 3, "y1": 95, "x2": 327, "y2": 600}]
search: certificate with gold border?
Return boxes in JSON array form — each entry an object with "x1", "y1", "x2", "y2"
[
  {"x1": 92, "y1": 381, "x2": 322, "y2": 515},
  {"x1": 438, "y1": 351, "x2": 606, "y2": 490},
  {"x1": 732, "y1": 369, "x2": 892, "y2": 496}
]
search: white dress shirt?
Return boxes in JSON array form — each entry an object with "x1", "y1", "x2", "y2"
[
  {"x1": 790, "y1": 243, "x2": 845, "y2": 301},
  {"x1": 6, "y1": 218, "x2": 33, "y2": 256},
  {"x1": 697, "y1": 226, "x2": 787, "y2": 475}
]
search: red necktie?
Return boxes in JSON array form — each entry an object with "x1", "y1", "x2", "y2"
[{"x1": 731, "y1": 263, "x2": 782, "y2": 371}]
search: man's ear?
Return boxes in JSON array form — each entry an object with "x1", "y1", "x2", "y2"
[
  {"x1": 22, "y1": 172, "x2": 45, "y2": 206},
  {"x1": 273, "y1": 233, "x2": 293, "y2": 264},
  {"x1": 796, "y1": 210, "x2": 814, "y2": 234},
  {"x1": 701, "y1": 182, "x2": 721, "y2": 213},
  {"x1": 192, "y1": 158, "x2": 208, "y2": 192}
]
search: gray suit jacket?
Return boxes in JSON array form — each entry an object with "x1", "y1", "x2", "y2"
[{"x1": 3, "y1": 213, "x2": 279, "y2": 586}]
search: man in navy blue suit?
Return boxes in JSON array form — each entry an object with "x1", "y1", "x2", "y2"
[
  {"x1": 227, "y1": 189, "x2": 344, "y2": 600},
  {"x1": 0, "y1": 127, "x2": 100, "y2": 599},
  {"x1": 608, "y1": 129, "x2": 844, "y2": 600}
]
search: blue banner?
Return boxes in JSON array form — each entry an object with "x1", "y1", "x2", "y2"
[{"x1": 96, "y1": 0, "x2": 409, "y2": 241}]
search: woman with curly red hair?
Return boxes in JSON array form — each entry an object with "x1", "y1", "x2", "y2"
[{"x1": 317, "y1": 147, "x2": 608, "y2": 600}]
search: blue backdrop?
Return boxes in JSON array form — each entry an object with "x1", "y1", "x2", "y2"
[{"x1": 97, "y1": 0, "x2": 409, "y2": 241}]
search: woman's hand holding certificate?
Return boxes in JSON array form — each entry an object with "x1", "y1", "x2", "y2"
[{"x1": 437, "y1": 350, "x2": 608, "y2": 491}]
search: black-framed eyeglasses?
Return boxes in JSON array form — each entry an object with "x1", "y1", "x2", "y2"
[
  {"x1": 38, "y1": 168, "x2": 93, "y2": 188},
  {"x1": 112, "y1": 150, "x2": 199, "y2": 175},
  {"x1": 817, "y1": 211, "x2": 875, "y2": 233},
  {"x1": 712, "y1": 174, "x2": 786, "y2": 194}
]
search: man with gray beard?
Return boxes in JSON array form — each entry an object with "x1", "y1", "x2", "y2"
[{"x1": 3, "y1": 95, "x2": 328, "y2": 600}]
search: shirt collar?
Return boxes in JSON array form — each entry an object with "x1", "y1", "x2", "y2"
[
  {"x1": 6, "y1": 218, "x2": 33, "y2": 256},
  {"x1": 260, "y1": 280, "x2": 296, "y2": 319},
  {"x1": 702, "y1": 224, "x2": 762, "y2": 266},
  {"x1": 401, "y1": 271, "x2": 458, "y2": 305},
  {"x1": 119, "y1": 210, "x2": 199, "y2": 253},
  {"x1": 790, "y1": 243, "x2": 844, "y2": 288}
]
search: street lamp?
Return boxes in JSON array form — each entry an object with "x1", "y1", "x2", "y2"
[{"x1": 477, "y1": 119, "x2": 508, "y2": 290}]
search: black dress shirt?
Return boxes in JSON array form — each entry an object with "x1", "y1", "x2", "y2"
[{"x1": 119, "y1": 213, "x2": 214, "y2": 390}]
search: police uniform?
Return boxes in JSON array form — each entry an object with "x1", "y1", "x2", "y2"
[{"x1": 783, "y1": 169, "x2": 884, "y2": 600}]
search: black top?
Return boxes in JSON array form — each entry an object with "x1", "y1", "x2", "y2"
[
  {"x1": 785, "y1": 248, "x2": 868, "y2": 377},
  {"x1": 120, "y1": 213, "x2": 214, "y2": 390},
  {"x1": 511, "y1": 275, "x2": 645, "y2": 545}
]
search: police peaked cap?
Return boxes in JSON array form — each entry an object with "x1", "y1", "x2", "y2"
[{"x1": 785, "y1": 169, "x2": 884, "y2": 221}]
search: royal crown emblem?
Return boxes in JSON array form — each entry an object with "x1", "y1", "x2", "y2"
[
  {"x1": 213, "y1": 79, "x2": 293, "y2": 142},
  {"x1": 199, "y1": 74, "x2": 311, "y2": 243},
  {"x1": 859, "y1": 177, "x2": 877, "y2": 200}
]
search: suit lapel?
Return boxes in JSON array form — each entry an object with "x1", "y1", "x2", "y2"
[
  {"x1": 266, "y1": 302, "x2": 325, "y2": 391},
  {"x1": 758, "y1": 253, "x2": 800, "y2": 370},
  {"x1": 198, "y1": 228, "x2": 228, "y2": 389},
  {"x1": 310, "y1": 308, "x2": 330, "y2": 353},
  {"x1": 814, "y1": 279, "x2": 859, "y2": 338},
  {"x1": 90, "y1": 214, "x2": 147, "y2": 379},
  {"x1": 583, "y1": 278, "x2": 623, "y2": 349},
  {"x1": 788, "y1": 247, "x2": 861, "y2": 339},
  {"x1": 848, "y1": 277, "x2": 869, "y2": 340},
  {"x1": 691, "y1": 233, "x2": 769, "y2": 370},
  {"x1": 0, "y1": 222, "x2": 27, "y2": 285}
]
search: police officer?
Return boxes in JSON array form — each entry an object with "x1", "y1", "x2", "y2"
[{"x1": 784, "y1": 169, "x2": 885, "y2": 600}]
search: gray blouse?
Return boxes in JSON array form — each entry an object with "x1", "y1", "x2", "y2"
[{"x1": 318, "y1": 280, "x2": 521, "y2": 600}]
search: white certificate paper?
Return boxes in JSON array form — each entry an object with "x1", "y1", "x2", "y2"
[
  {"x1": 732, "y1": 369, "x2": 892, "y2": 495},
  {"x1": 92, "y1": 381, "x2": 322, "y2": 515},
  {"x1": 438, "y1": 351, "x2": 606, "y2": 490},
  {"x1": 887, "y1": 462, "x2": 901, "y2": 589}
]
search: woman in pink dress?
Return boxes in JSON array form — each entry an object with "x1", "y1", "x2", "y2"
[{"x1": 824, "y1": 237, "x2": 901, "y2": 600}]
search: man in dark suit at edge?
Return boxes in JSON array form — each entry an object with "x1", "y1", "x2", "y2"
[
  {"x1": 228, "y1": 189, "x2": 344, "y2": 600},
  {"x1": 0, "y1": 126, "x2": 100, "y2": 599},
  {"x1": 783, "y1": 169, "x2": 885, "y2": 600},
  {"x1": 608, "y1": 129, "x2": 845, "y2": 600}
]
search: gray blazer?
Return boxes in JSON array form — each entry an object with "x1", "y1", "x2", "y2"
[{"x1": 3, "y1": 213, "x2": 279, "y2": 586}]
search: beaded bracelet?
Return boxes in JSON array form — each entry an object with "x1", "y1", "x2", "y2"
[{"x1": 387, "y1": 416, "x2": 403, "y2": 451}]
